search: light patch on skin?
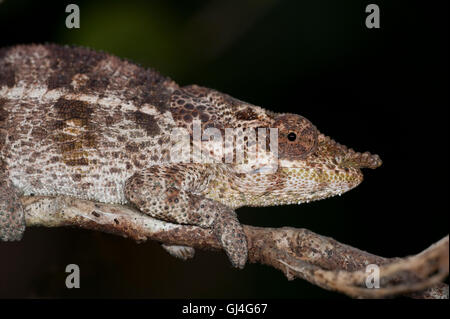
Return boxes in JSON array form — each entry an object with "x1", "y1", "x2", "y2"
[
  {"x1": 2, "y1": 84, "x2": 63, "y2": 101},
  {"x1": 140, "y1": 104, "x2": 159, "y2": 115},
  {"x1": 71, "y1": 73, "x2": 89, "y2": 90},
  {"x1": 2, "y1": 85, "x2": 27, "y2": 100},
  {"x1": 23, "y1": 86, "x2": 48, "y2": 99},
  {"x1": 1, "y1": 84, "x2": 149, "y2": 115}
]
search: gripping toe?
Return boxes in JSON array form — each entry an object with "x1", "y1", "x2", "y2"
[{"x1": 162, "y1": 244, "x2": 196, "y2": 260}]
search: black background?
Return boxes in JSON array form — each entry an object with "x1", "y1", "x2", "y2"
[{"x1": 0, "y1": 0, "x2": 448, "y2": 298}]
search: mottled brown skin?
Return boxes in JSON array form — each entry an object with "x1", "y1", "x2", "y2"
[{"x1": 0, "y1": 44, "x2": 381, "y2": 268}]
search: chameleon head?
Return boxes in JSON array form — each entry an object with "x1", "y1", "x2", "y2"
[{"x1": 269, "y1": 113, "x2": 382, "y2": 205}]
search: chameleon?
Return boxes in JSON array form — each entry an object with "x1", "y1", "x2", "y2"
[{"x1": 0, "y1": 44, "x2": 381, "y2": 268}]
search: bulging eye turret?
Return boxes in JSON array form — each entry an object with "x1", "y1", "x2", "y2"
[{"x1": 274, "y1": 114, "x2": 318, "y2": 159}]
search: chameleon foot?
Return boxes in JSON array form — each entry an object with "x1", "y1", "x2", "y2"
[
  {"x1": 198, "y1": 198, "x2": 248, "y2": 269},
  {"x1": 213, "y1": 214, "x2": 248, "y2": 269},
  {"x1": 162, "y1": 244, "x2": 196, "y2": 260}
]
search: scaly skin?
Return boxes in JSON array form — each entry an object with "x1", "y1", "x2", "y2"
[{"x1": 0, "y1": 44, "x2": 381, "y2": 268}]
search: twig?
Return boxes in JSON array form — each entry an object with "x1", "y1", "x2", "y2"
[{"x1": 22, "y1": 195, "x2": 449, "y2": 299}]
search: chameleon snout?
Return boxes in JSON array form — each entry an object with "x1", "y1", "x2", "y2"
[{"x1": 318, "y1": 134, "x2": 382, "y2": 170}]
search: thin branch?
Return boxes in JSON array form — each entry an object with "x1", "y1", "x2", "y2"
[{"x1": 22, "y1": 195, "x2": 449, "y2": 299}]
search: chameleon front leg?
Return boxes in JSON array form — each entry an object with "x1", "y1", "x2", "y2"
[
  {"x1": 0, "y1": 172, "x2": 26, "y2": 241},
  {"x1": 124, "y1": 165, "x2": 248, "y2": 268}
]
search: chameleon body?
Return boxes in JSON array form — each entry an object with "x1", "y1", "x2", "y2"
[{"x1": 0, "y1": 44, "x2": 381, "y2": 268}]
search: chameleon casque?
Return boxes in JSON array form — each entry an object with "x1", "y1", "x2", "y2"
[{"x1": 0, "y1": 44, "x2": 381, "y2": 268}]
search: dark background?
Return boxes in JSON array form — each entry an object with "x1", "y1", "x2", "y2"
[{"x1": 0, "y1": 0, "x2": 448, "y2": 298}]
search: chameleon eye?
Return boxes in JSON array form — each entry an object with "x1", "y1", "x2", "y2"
[
  {"x1": 273, "y1": 114, "x2": 318, "y2": 159},
  {"x1": 287, "y1": 132, "x2": 297, "y2": 141}
]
